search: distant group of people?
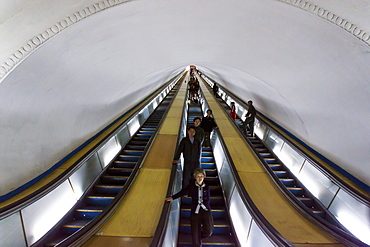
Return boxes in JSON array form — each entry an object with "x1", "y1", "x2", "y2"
[{"x1": 188, "y1": 76, "x2": 201, "y2": 103}]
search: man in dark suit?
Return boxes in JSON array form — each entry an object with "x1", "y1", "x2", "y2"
[{"x1": 173, "y1": 126, "x2": 202, "y2": 188}]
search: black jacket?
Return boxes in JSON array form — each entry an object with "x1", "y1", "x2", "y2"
[
  {"x1": 201, "y1": 116, "x2": 217, "y2": 132},
  {"x1": 174, "y1": 137, "x2": 201, "y2": 163}
]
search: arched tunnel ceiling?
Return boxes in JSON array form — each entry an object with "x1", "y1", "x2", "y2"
[{"x1": 0, "y1": 0, "x2": 369, "y2": 195}]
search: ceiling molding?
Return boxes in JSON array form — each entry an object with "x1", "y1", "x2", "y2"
[
  {"x1": 0, "y1": 0, "x2": 131, "y2": 83},
  {"x1": 278, "y1": 0, "x2": 370, "y2": 46}
]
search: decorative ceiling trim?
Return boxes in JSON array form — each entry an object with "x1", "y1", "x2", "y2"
[
  {"x1": 1, "y1": 0, "x2": 369, "y2": 82},
  {"x1": 0, "y1": 0, "x2": 131, "y2": 82},
  {"x1": 278, "y1": 0, "x2": 370, "y2": 46}
]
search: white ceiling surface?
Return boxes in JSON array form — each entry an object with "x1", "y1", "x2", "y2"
[{"x1": 0, "y1": 0, "x2": 369, "y2": 195}]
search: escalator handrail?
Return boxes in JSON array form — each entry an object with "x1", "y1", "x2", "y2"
[
  {"x1": 0, "y1": 73, "x2": 183, "y2": 219},
  {"x1": 201, "y1": 73, "x2": 370, "y2": 202}
]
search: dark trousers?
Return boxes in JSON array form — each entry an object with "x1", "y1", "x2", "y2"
[
  {"x1": 204, "y1": 131, "x2": 211, "y2": 147},
  {"x1": 191, "y1": 209, "x2": 214, "y2": 247},
  {"x1": 182, "y1": 161, "x2": 200, "y2": 188},
  {"x1": 243, "y1": 118, "x2": 255, "y2": 136}
]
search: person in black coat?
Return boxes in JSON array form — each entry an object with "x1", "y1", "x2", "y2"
[
  {"x1": 201, "y1": 109, "x2": 218, "y2": 147},
  {"x1": 173, "y1": 126, "x2": 202, "y2": 188},
  {"x1": 243, "y1": 100, "x2": 256, "y2": 136},
  {"x1": 166, "y1": 168, "x2": 214, "y2": 247},
  {"x1": 193, "y1": 117, "x2": 205, "y2": 145},
  {"x1": 212, "y1": 83, "x2": 219, "y2": 97}
]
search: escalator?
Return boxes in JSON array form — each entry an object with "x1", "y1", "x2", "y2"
[
  {"x1": 33, "y1": 82, "x2": 182, "y2": 246},
  {"x1": 177, "y1": 98, "x2": 236, "y2": 246},
  {"x1": 215, "y1": 98, "x2": 333, "y2": 219},
  {"x1": 201, "y1": 78, "x2": 367, "y2": 246}
]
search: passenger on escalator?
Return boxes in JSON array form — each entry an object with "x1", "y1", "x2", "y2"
[
  {"x1": 212, "y1": 83, "x2": 219, "y2": 97},
  {"x1": 243, "y1": 100, "x2": 256, "y2": 136},
  {"x1": 229, "y1": 102, "x2": 237, "y2": 121},
  {"x1": 165, "y1": 168, "x2": 214, "y2": 247},
  {"x1": 201, "y1": 109, "x2": 218, "y2": 147},
  {"x1": 173, "y1": 126, "x2": 202, "y2": 188},
  {"x1": 193, "y1": 117, "x2": 205, "y2": 145}
]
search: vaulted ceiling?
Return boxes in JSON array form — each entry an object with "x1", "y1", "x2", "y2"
[{"x1": 0, "y1": 0, "x2": 369, "y2": 195}]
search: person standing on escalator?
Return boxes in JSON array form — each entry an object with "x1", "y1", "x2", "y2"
[
  {"x1": 166, "y1": 168, "x2": 214, "y2": 247},
  {"x1": 173, "y1": 126, "x2": 202, "y2": 188},
  {"x1": 201, "y1": 109, "x2": 218, "y2": 148},
  {"x1": 212, "y1": 83, "x2": 219, "y2": 97},
  {"x1": 230, "y1": 102, "x2": 237, "y2": 121},
  {"x1": 243, "y1": 100, "x2": 256, "y2": 136},
  {"x1": 193, "y1": 117, "x2": 205, "y2": 146}
]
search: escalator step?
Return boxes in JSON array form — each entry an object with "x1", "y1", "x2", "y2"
[
  {"x1": 259, "y1": 152, "x2": 273, "y2": 158},
  {"x1": 181, "y1": 196, "x2": 224, "y2": 206},
  {"x1": 108, "y1": 167, "x2": 133, "y2": 176},
  {"x1": 201, "y1": 163, "x2": 216, "y2": 169},
  {"x1": 287, "y1": 187, "x2": 304, "y2": 196},
  {"x1": 141, "y1": 127, "x2": 156, "y2": 131},
  {"x1": 313, "y1": 210, "x2": 325, "y2": 217},
  {"x1": 74, "y1": 206, "x2": 104, "y2": 219},
  {"x1": 180, "y1": 219, "x2": 230, "y2": 234},
  {"x1": 118, "y1": 155, "x2": 140, "y2": 162},
  {"x1": 132, "y1": 136, "x2": 150, "y2": 141},
  {"x1": 202, "y1": 151, "x2": 213, "y2": 157},
  {"x1": 298, "y1": 197, "x2": 313, "y2": 207},
  {"x1": 86, "y1": 195, "x2": 115, "y2": 206},
  {"x1": 95, "y1": 185, "x2": 123, "y2": 194},
  {"x1": 210, "y1": 185, "x2": 222, "y2": 193},
  {"x1": 273, "y1": 171, "x2": 288, "y2": 178},
  {"x1": 204, "y1": 169, "x2": 217, "y2": 177},
  {"x1": 126, "y1": 145, "x2": 145, "y2": 150},
  {"x1": 178, "y1": 233, "x2": 235, "y2": 247},
  {"x1": 62, "y1": 219, "x2": 90, "y2": 235},
  {"x1": 139, "y1": 130, "x2": 155, "y2": 134},
  {"x1": 121, "y1": 150, "x2": 144, "y2": 156},
  {"x1": 264, "y1": 158, "x2": 277, "y2": 164},
  {"x1": 101, "y1": 175, "x2": 129, "y2": 184},
  {"x1": 180, "y1": 206, "x2": 227, "y2": 219},
  {"x1": 129, "y1": 140, "x2": 147, "y2": 145},
  {"x1": 114, "y1": 161, "x2": 136, "y2": 168},
  {"x1": 279, "y1": 178, "x2": 295, "y2": 186},
  {"x1": 269, "y1": 164, "x2": 282, "y2": 170},
  {"x1": 205, "y1": 177, "x2": 220, "y2": 186}
]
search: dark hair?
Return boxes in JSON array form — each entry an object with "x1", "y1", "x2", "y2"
[
  {"x1": 193, "y1": 117, "x2": 201, "y2": 122},
  {"x1": 188, "y1": 126, "x2": 196, "y2": 131},
  {"x1": 207, "y1": 109, "x2": 212, "y2": 114},
  {"x1": 248, "y1": 100, "x2": 253, "y2": 104}
]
